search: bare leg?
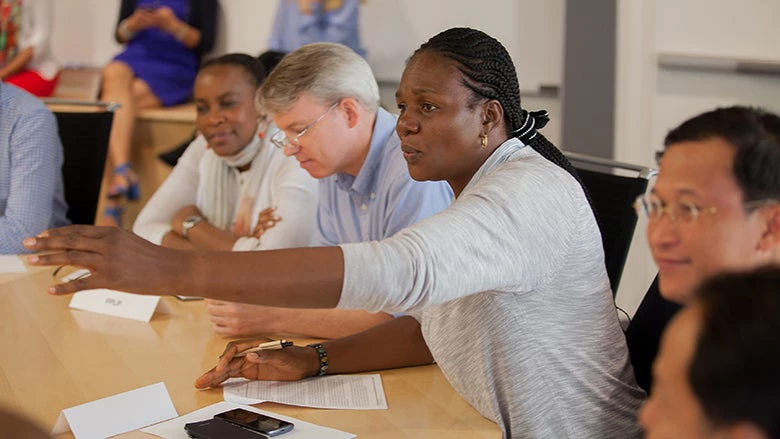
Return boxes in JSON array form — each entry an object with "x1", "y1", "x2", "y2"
[
  {"x1": 101, "y1": 61, "x2": 136, "y2": 175},
  {"x1": 115, "y1": 78, "x2": 162, "y2": 192},
  {"x1": 98, "y1": 62, "x2": 162, "y2": 227},
  {"x1": 131, "y1": 78, "x2": 163, "y2": 110}
]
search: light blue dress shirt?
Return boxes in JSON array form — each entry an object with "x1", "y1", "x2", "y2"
[
  {"x1": 312, "y1": 107, "x2": 452, "y2": 246},
  {"x1": 268, "y1": 0, "x2": 367, "y2": 57},
  {"x1": 0, "y1": 82, "x2": 69, "y2": 253}
]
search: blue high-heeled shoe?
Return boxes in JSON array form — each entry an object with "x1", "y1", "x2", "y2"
[
  {"x1": 107, "y1": 162, "x2": 140, "y2": 201},
  {"x1": 102, "y1": 205, "x2": 124, "y2": 228}
]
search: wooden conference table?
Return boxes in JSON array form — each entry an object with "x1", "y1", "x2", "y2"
[{"x1": 0, "y1": 262, "x2": 501, "y2": 438}]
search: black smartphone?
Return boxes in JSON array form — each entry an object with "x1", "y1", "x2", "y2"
[
  {"x1": 214, "y1": 408, "x2": 294, "y2": 437},
  {"x1": 184, "y1": 418, "x2": 268, "y2": 438}
]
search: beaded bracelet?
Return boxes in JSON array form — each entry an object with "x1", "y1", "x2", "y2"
[{"x1": 307, "y1": 343, "x2": 329, "y2": 376}]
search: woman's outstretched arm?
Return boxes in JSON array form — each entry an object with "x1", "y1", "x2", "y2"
[{"x1": 25, "y1": 226, "x2": 345, "y2": 308}]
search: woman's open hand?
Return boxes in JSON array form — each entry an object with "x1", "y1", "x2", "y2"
[{"x1": 24, "y1": 225, "x2": 190, "y2": 296}]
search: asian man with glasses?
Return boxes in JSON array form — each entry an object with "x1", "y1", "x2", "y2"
[{"x1": 626, "y1": 106, "x2": 780, "y2": 393}]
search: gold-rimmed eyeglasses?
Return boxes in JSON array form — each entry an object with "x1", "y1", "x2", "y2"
[
  {"x1": 634, "y1": 195, "x2": 778, "y2": 224},
  {"x1": 270, "y1": 102, "x2": 339, "y2": 151}
]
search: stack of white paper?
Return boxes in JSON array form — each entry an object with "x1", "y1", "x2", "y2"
[{"x1": 222, "y1": 374, "x2": 388, "y2": 410}]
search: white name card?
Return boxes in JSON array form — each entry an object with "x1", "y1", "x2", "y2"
[
  {"x1": 51, "y1": 381, "x2": 178, "y2": 439},
  {"x1": 69, "y1": 289, "x2": 163, "y2": 322},
  {"x1": 63, "y1": 269, "x2": 167, "y2": 322},
  {"x1": 0, "y1": 255, "x2": 27, "y2": 273}
]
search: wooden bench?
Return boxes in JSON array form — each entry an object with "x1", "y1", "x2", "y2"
[{"x1": 51, "y1": 67, "x2": 102, "y2": 101}]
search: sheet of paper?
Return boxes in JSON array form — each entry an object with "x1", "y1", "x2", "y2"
[
  {"x1": 223, "y1": 375, "x2": 388, "y2": 410},
  {"x1": 51, "y1": 382, "x2": 177, "y2": 439},
  {"x1": 69, "y1": 288, "x2": 162, "y2": 322},
  {"x1": 141, "y1": 401, "x2": 356, "y2": 439},
  {"x1": 0, "y1": 255, "x2": 27, "y2": 273}
]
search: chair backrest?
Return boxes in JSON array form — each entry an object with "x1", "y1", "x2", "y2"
[
  {"x1": 565, "y1": 152, "x2": 657, "y2": 295},
  {"x1": 48, "y1": 100, "x2": 117, "y2": 225}
]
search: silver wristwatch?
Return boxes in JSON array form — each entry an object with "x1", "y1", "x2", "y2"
[{"x1": 181, "y1": 215, "x2": 204, "y2": 238}]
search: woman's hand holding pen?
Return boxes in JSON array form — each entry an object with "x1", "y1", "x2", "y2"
[{"x1": 194, "y1": 339, "x2": 320, "y2": 389}]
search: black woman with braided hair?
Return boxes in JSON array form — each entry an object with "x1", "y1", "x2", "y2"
[{"x1": 26, "y1": 28, "x2": 645, "y2": 437}]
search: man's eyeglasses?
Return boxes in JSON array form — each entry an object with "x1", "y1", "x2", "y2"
[
  {"x1": 270, "y1": 102, "x2": 339, "y2": 151},
  {"x1": 634, "y1": 195, "x2": 778, "y2": 224}
]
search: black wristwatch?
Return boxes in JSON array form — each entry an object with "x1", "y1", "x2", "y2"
[{"x1": 181, "y1": 215, "x2": 204, "y2": 238}]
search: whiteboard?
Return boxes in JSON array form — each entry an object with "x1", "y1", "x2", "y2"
[
  {"x1": 655, "y1": 0, "x2": 780, "y2": 61},
  {"x1": 360, "y1": 0, "x2": 564, "y2": 92}
]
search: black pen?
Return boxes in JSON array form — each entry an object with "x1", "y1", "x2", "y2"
[{"x1": 233, "y1": 340, "x2": 293, "y2": 358}]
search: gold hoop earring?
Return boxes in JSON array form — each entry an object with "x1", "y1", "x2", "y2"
[{"x1": 481, "y1": 134, "x2": 488, "y2": 150}]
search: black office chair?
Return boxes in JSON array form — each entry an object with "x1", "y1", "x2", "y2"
[
  {"x1": 46, "y1": 99, "x2": 118, "y2": 225},
  {"x1": 564, "y1": 152, "x2": 657, "y2": 295}
]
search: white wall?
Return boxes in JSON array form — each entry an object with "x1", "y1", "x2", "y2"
[
  {"x1": 50, "y1": 0, "x2": 122, "y2": 66},
  {"x1": 50, "y1": 0, "x2": 276, "y2": 66},
  {"x1": 361, "y1": 0, "x2": 564, "y2": 92},
  {"x1": 49, "y1": 0, "x2": 564, "y2": 143},
  {"x1": 654, "y1": 0, "x2": 780, "y2": 61},
  {"x1": 651, "y1": 0, "x2": 780, "y2": 156},
  {"x1": 50, "y1": 0, "x2": 564, "y2": 93}
]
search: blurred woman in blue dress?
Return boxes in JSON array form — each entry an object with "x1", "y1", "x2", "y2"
[{"x1": 99, "y1": 0, "x2": 216, "y2": 227}]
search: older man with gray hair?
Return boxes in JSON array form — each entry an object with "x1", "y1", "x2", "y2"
[{"x1": 204, "y1": 43, "x2": 452, "y2": 339}]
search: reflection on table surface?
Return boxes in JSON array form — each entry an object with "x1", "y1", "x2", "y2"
[{"x1": 0, "y1": 266, "x2": 500, "y2": 438}]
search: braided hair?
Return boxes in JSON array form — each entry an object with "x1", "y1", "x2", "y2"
[{"x1": 412, "y1": 27, "x2": 595, "y2": 214}]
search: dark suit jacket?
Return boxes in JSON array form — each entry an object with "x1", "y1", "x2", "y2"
[{"x1": 625, "y1": 275, "x2": 682, "y2": 393}]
